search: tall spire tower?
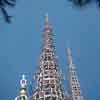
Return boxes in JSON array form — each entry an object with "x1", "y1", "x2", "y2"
[
  {"x1": 33, "y1": 14, "x2": 65, "y2": 100},
  {"x1": 43, "y1": 13, "x2": 54, "y2": 49},
  {"x1": 67, "y1": 48, "x2": 83, "y2": 100},
  {"x1": 14, "y1": 15, "x2": 85, "y2": 100}
]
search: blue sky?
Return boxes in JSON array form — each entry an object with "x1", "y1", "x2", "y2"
[{"x1": 0, "y1": 0, "x2": 100, "y2": 100}]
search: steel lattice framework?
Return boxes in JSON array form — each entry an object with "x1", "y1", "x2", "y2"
[
  {"x1": 14, "y1": 14, "x2": 84, "y2": 100},
  {"x1": 32, "y1": 14, "x2": 65, "y2": 100}
]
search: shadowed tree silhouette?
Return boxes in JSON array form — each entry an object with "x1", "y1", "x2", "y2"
[
  {"x1": 0, "y1": 0, "x2": 16, "y2": 23},
  {"x1": 96, "y1": 0, "x2": 100, "y2": 6},
  {"x1": 69, "y1": 0, "x2": 90, "y2": 7},
  {"x1": 69, "y1": 0, "x2": 100, "y2": 7},
  {"x1": 71, "y1": 0, "x2": 90, "y2": 7}
]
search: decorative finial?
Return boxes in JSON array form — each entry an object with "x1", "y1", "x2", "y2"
[
  {"x1": 20, "y1": 74, "x2": 27, "y2": 88},
  {"x1": 22, "y1": 74, "x2": 25, "y2": 80}
]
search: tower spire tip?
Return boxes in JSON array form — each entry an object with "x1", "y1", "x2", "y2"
[{"x1": 45, "y1": 13, "x2": 49, "y2": 23}]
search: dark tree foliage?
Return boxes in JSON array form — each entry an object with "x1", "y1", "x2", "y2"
[
  {"x1": 0, "y1": 0, "x2": 16, "y2": 23},
  {"x1": 96, "y1": 0, "x2": 100, "y2": 6},
  {"x1": 69, "y1": 0, "x2": 100, "y2": 7},
  {"x1": 71, "y1": 0, "x2": 90, "y2": 7}
]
